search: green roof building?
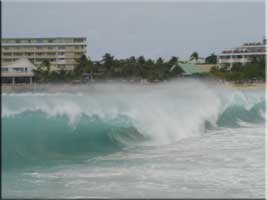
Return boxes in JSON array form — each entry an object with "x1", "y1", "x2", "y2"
[{"x1": 177, "y1": 63, "x2": 205, "y2": 75}]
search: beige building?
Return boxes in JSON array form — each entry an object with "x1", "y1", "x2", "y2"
[
  {"x1": 217, "y1": 38, "x2": 266, "y2": 68},
  {"x1": 1, "y1": 37, "x2": 87, "y2": 71}
]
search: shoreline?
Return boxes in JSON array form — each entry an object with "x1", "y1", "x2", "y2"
[
  {"x1": 224, "y1": 81, "x2": 265, "y2": 89},
  {"x1": 1, "y1": 80, "x2": 265, "y2": 93}
]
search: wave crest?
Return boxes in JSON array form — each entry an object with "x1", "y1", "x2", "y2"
[{"x1": 2, "y1": 80, "x2": 265, "y2": 170}]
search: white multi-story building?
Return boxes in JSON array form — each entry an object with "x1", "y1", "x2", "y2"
[
  {"x1": 1, "y1": 37, "x2": 87, "y2": 71},
  {"x1": 217, "y1": 38, "x2": 266, "y2": 68}
]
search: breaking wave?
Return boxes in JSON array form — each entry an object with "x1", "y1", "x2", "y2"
[{"x1": 2, "y1": 80, "x2": 265, "y2": 170}]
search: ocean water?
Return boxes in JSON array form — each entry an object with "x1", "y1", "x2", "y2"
[{"x1": 2, "y1": 79, "x2": 265, "y2": 198}]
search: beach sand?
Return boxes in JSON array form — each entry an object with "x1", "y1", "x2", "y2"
[{"x1": 225, "y1": 82, "x2": 266, "y2": 89}]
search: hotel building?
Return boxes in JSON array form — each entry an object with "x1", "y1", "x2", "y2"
[
  {"x1": 1, "y1": 37, "x2": 87, "y2": 71},
  {"x1": 217, "y1": 38, "x2": 266, "y2": 68}
]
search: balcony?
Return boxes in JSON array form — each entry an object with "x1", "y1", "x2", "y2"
[{"x1": 218, "y1": 58, "x2": 250, "y2": 63}]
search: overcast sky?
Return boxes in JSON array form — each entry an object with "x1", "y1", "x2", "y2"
[{"x1": 2, "y1": 1, "x2": 265, "y2": 60}]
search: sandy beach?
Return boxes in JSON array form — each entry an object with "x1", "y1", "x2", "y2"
[{"x1": 224, "y1": 81, "x2": 266, "y2": 89}]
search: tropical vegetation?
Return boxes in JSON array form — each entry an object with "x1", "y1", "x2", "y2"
[{"x1": 33, "y1": 52, "x2": 265, "y2": 83}]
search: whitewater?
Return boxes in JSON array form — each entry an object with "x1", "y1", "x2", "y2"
[{"x1": 2, "y1": 79, "x2": 265, "y2": 198}]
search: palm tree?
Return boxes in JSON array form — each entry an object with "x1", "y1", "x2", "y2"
[
  {"x1": 156, "y1": 57, "x2": 164, "y2": 65},
  {"x1": 41, "y1": 59, "x2": 51, "y2": 74},
  {"x1": 74, "y1": 54, "x2": 88, "y2": 76},
  {"x1": 168, "y1": 56, "x2": 178, "y2": 65},
  {"x1": 102, "y1": 53, "x2": 114, "y2": 70},
  {"x1": 190, "y1": 52, "x2": 199, "y2": 61},
  {"x1": 205, "y1": 53, "x2": 217, "y2": 64}
]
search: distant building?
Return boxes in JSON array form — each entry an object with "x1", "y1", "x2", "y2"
[
  {"x1": 178, "y1": 63, "x2": 205, "y2": 75},
  {"x1": 170, "y1": 63, "x2": 205, "y2": 76},
  {"x1": 1, "y1": 37, "x2": 87, "y2": 71},
  {"x1": 188, "y1": 57, "x2": 206, "y2": 64},
  {"x1": 178, "y1": 57, "x2": 206, "y2": 65},
  {"x1": 1, "y1": 58, "x2": 36, "y2": 84},
  {"x1": 217, "y1": 38, "x2": 266, "y2": 68}
]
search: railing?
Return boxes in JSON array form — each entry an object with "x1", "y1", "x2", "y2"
[
  {"x1": 218, "y1": 58, "x2": 250, "y2": 63},
  {"x1": 2, "y1": 83, "x2": 34, "y2": 93},
  {"x1": 1, "y1": 71, "x2": 34, "y2": 77}
]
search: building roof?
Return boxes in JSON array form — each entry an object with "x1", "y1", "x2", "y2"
[
  {"x1": 178, "y1": 63, "x2": 205, "y2": 75},
  {"x1": 2, "y1": 58, "x2": 37, "y2": 69},
  {"x1": 196, "y1": 64, "x2": 215, "y2": 73}
]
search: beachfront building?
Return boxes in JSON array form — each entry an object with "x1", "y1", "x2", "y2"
[
  {"x1": 217, "y1": 38, "x2": 266, "y2": 68},
  {"x1": 169, "y1": 63, "x2": 205, "y2": 76},
  {"x1": 178, "y1": 57, "x2": 205, "y2": 65},
  {"x1": 188, "y1": 57, "x2": 206, "y2": 65},
  {"x1": 1, "y1": 58, "x2": 36, "y2": 84},
  {"x1": 1, "y1": 37, "x2": 87, "y2": 71}
]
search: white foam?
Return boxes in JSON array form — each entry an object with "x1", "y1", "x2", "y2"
[{"x1": 2, "y1": 79, "x2": 265, "y2": 144}]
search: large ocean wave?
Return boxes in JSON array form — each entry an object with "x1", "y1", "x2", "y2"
[{"x1": 2, "y1": 80, "x2": 265, "y2": 170}]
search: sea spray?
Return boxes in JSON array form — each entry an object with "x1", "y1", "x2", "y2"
[{"x1": 2, "y1": 79, "x2": 265, "y2": 170}]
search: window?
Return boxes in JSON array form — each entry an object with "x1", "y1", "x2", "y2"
[
  {"x1": 48, "y1": 46, "x2": 54, "y2": 49},
  {"x1": 1, "y1": 68, "x2": 8, "y2": 72},
  {"x1": 58, "y1": 46, "x2": 65, "y2": 49},
  {"x1": 3, "y1": 53, "x2": 12, "y2": 56},
  {"x1": 13, "y1": 67, "x2": 25, "y2": 72},
  {"x1": 36, "y1": 59, "x2": 43, "y2": 62},
  {"x1": 47, "y1": 52, "x2": 56, "y2": 56},
  {"x1": 74, "y1": 38, "x2": 84, "y2": 43},
  {"x1": 15, "y1": 40, "x2": 21, "y2": 43},
  {"x1": 14, "y1": 53, "x2": 23, "y2": 56},
  {"x1": 58, "y1": 52, "x2": 65, "y2": 55}
]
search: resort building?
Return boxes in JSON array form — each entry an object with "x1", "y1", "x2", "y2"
[
  {"x1": 170, "y1": 63, "x2": 205, "y2": 76},
  {"x1": 217, "y1": 38, "x2": 266, "y2": 68},
  {"x1": 178, "y1": 57, "x2": 206, "y2": 65},
  {"x1": 1, "y1": 37, "x2": 87, "y2": 71},
  {"x1": 188, "y1": 57, "x2": 206, "y2": 65},
  {"x1": 1, "y1": 58, "x2": 36, "y2": 84}
]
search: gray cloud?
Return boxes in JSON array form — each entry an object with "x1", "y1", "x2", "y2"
[{"x1": 2, "y1": 1, "x2": 265, "y2": 60}]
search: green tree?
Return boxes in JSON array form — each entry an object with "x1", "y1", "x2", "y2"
[
  {"x1": 156, "y1": 57, "x2": 164, "y2": 65},
  {"x1": 190, "y1": 52, "x2": 199, "y2": 61},
  {"x1": 41, "y1": 59, "x2": 51, "y2": 74},
  {"x1": 168, "y1": 56, "x2": 178, "y2": 65},
  {"x1": 102, "y1": 53, "x2": 114, "y2": 77},
  {"x1": 74, "y1": 54, "x2": 89, "y2": 76},
  {"x1": 128, "y1": 56, "x2": 136, "y2": 64},
  {"x1": 85, "y1": 57, "x2": 94, "y2": 80},
  {"x1": 205, "y1": 53, "x2": 217, "y2": 64},
  {"x1": 137, "y1": 56, "x2": 146, "y2": 65},
  {"x1": 33, "y1": 59, "x2": 51, "y2": 81}
]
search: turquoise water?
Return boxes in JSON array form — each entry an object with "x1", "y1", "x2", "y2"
[{"x1": 2, "y1": 80, "x2": 265, "y2": 198}]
